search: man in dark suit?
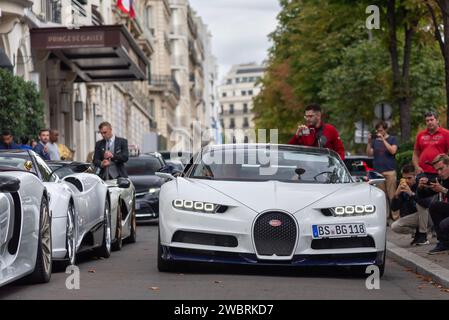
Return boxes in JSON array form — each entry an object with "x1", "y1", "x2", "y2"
[
  {"x1": 93, "y1": 122, "x2": 129, "y2": 179},
  {"x1": 33, "y1": 129, "x2": 51, "y2": 160}
]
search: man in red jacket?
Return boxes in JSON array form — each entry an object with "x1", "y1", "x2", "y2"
[{"x1": 288, "y1": 103, "x2": 345, "y2": 159}]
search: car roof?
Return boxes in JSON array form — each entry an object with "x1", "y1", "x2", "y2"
[
  {"x1": 46, "y1": 160, "x2": 91, "y2": 165},
  {"x1": 130, "y1": 153, "x2": 160, "y2": 159},
  {"x1": 345, "y1": 155, "x2": 373, "y2": 160},
  {"x1": 202, "y1": 144, "x2": 334, "y2": 156},
  {"x1": 0, "y1": 149, "x2": 30, "y2": 155}
]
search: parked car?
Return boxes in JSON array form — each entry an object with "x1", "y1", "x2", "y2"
[
  {"x1": 344, "y1": 155, "x2": 374, "y2": 181},
  {"x1": 0, "y1": 169, "x2": 52, "y2": 287},
  {"x1": 47, "y1": 160, "x2": 137, "y2": 252},
  {"x1": 125, "y1": 153, "x2": 166, "y2": 223},
  {"x1": 158, "y1": 150, "x2": 192, "y2": 166},
  {"x1": 157, "y1": 144, "x2": 387, "y2": 276},
  {"x1": 0, "y1": 151, "x2": 113, "y2": 271}
]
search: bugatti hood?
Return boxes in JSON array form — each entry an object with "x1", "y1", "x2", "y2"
[{"x1": 175, "y1": 178, "x2": 354, "y2": 213}]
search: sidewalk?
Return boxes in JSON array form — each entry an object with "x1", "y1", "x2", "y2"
[{"x1": 387, "y1": 228, "x2": 449, "y2": 288}]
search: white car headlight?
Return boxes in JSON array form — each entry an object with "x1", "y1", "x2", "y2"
[
  {"x1": 148, "y1": 187, "x2": 161, "y2": 194},
  {"x1": 172, "y1": 199, "x2": 226, "y2": 214},
  {"x1": 331, "y1": 205, "x2": 376, "y2": 216}
]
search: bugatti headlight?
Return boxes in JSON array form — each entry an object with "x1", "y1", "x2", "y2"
[
  {"x1": 330, "y1": 205, "x2": 376, "y2": 216},
  {"x1": 148, "y1": 187, "x2": 161, "y2": 194},
  {"x1": 172, "y1": 199, "x2": 227, "y2": 214}
]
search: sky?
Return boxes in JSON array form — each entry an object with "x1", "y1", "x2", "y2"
[{"x1": 189, "y1": 0, "x2": 281, "y2": 82}]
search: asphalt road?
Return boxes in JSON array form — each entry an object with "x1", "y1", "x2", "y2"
[{"x1": 1, "y1": 225, "x2": 448, "y2": 300}]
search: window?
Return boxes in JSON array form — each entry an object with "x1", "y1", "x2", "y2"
[
  {"x1": 220, "y1": 119, "x2": 224, "y2": 128},
  {"x1": 242, "y1": 77, "x2": 248, "y2": 82},
  {"x1": 249, "y1": 77, "x2": 255, "y2": 82},
  {"x1": 243, "y1": 103, "x2": 248, "y2": 113},
  {"x1": 222, "y1": 92, "x2": 227, "y2": 98},
  {"x1": 243, "y1": 117, "x2": 249, "y2": 128},
  {"x1": 226, "y1": 79, "x2": 232, "y2": 85},
  {"x1": 229, "y1": 104, "x2": 234, "y2": 114},
  {"x1": 248, "y1": 90, "x2": 253, "y2": 96},
  {"x1": 241, "y1": 91, "x2": 246, "y2": 96},
  {"x1": 235, "y1": 78, "x2": 240, "y2": 83},
  {"x1": 220, "y1": 105, "x2": 224, "y2": 114},
  {"x1": 149, "y1": 99, "x2": 155, "y2": 117},
  {"x1": 145, "y1": 6, "x2": 154, "y2": 32},
  {"x1": 229, "y1": 118, "x2": 235, "y2": 129}
]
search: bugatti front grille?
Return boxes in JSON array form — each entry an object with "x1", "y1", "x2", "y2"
[{"x1": 253, "y1": 212, "x2": 297, "y2": 256}]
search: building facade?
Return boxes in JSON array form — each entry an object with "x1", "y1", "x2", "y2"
[
  {"x1": 218, "y1": 63, "x2": 264, "y2": 143},
  {"x1": 0, "y1": 0, "x2": 218, "y2": 160}
]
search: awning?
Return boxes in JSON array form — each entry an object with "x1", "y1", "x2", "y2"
[{"x1": 30, "y1": 25, "x2": 149, "y2": 82}]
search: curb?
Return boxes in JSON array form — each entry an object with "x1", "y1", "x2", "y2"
[{"x1": 387, "y1": 241, "x2": 449, "y2": 288}]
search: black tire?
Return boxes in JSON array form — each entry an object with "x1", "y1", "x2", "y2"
[
  {"x1": 111, "y1": 202, "x2": 123, "y2": 251},
  {"x1": 95, "y1": 198, "x2": 111, "y2": 258},
  {"x1": 25, "y1": 195, "x2": 52, "y2": 283},
  {"x1": 54, "y1": 201, "x2": 76, "y2": 271},
  {"x1": 157, "y1": 229, "x2": 175, "y2": 272},
  {"x1": 377, "y1": 247, "x2": 386, "y2": 278},
  {"x1": 124, "y1": 198, "x2": 137, "y2": 244}
]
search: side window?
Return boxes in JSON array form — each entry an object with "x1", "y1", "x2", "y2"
[{"x1": 34, "y1": 156, "x2": 57, "y2": 182}]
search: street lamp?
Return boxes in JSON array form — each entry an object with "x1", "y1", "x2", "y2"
[
  {"x1": 60, "y1": 85, "x2": 70, "y2": 114},
  {"x1": 74, "y1": 99, "x2": 84, "y2": 121}
]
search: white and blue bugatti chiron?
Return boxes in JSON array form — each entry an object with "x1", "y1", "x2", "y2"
[{"x1": 157, "y1": 144, "x2": 387, "y2": 276}]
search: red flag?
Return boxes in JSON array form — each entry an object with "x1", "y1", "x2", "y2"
[{"x1": 117, "y1": 0, "x2": 135, "y2": 18}]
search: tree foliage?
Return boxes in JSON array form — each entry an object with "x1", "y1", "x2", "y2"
[
  {"x1": 0, "y1": 69, "x2": 45, "y2": 140},
  {"x1": 254, "y1": 0, "x2": 446, "y2": 152}
]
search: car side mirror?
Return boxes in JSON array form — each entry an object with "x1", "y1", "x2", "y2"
[
  {"x1": 159, "y1": 164, "x2": 184, "y2": 176},
  {"x1": 156, "y1": 172, "x2": 176, "y2": 181},
  {"x1": 354, "y1": 176, "x2": 369, "y2": 183},
  {"x1": 117, "y1": 177, "x2": 131, "y2": 189},
  {"x1": 368, "y1": 171, "x2": 385, "y2": 186},
  {"x1": 0, "y1": 176, "x2": 20, "y2": 193}
]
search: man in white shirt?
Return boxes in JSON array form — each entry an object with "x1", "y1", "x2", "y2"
[{"x1": 48, "y1": 130, "x2": 61, "y2": 161}]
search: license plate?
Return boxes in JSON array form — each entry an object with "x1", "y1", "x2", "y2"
[{"x1": 312, "y1": 223, "x2": 366, "y2": 239}]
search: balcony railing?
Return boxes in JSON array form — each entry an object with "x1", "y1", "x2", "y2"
[
  {"x1": 171, "y1": 55, "x2": 187, "y2": 68},
  {"x1": 149, "y1": 75, "x2": 180, "y2": 98},
  {"x1": 221, "y1": 110, "x2": 250, "y2": 116},
  {"x1": 169, "y1": 0, "x2": 186, "y2": 6},
  {"x1": 170, "y1": 25, "x2": 187, "y2": 37}
]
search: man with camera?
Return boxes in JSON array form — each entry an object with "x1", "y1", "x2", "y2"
[
  {"x1": 366, "y1": 121, "x2": 399, "y2": 220},
  {"x1": 417, "y1": 154, "x2": 449, "y2": 254},
  {"x1": 288, "y1": 103, "x2": 345, "y2": 159},
  {"x1": 391, "y1": 164, "x2": 432, "y2": 245}
]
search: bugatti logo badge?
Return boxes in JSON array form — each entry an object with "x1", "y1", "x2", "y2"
[{"x1": 269, "y1": 219, "x2": 282, "y2": 227}]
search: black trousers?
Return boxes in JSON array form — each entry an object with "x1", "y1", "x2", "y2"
[{"x1": 429, "y1": 201, "x2": 449, "y2": 243}]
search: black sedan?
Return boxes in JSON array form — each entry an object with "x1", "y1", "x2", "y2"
[{"x1": 125, "y1": 153, "x2": 166, "y2": 223}]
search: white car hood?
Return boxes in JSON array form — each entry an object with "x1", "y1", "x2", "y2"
[{"x1": 178, "y1": 178, "x2": 363, "y2": 213}]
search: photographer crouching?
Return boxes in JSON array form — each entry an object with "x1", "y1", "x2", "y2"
[{"x1": 417, "y1": 154, "x2": 449, "y2": 254}]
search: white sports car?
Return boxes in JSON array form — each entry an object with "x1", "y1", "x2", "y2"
[
  {"x1": 0, "y1": 151, "x2": 112, "y2": 269},
  {"x1": 157, "y1": 144, "x2": 387, "y2": 275},
  {"x1": 47, "y1": 161, "x2": 137, "y2": 252},
  {"x1": 0, "y1": 168, "x2": 51, "y2": 287}
]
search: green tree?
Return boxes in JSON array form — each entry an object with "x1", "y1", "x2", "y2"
[
  {"x1": 254, "y1": 0, "x2": 367, "y2": 143},
  {"x1": 254, "y1": 0, "x2": 445, "y2": 151},
  {"x1": 0, "y1": 69, "x2": 45, "y2": 140}
]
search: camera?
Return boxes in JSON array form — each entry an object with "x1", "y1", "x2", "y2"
[{"x1": 426, "y1": 176, "x2": 438, "y2": 185}]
